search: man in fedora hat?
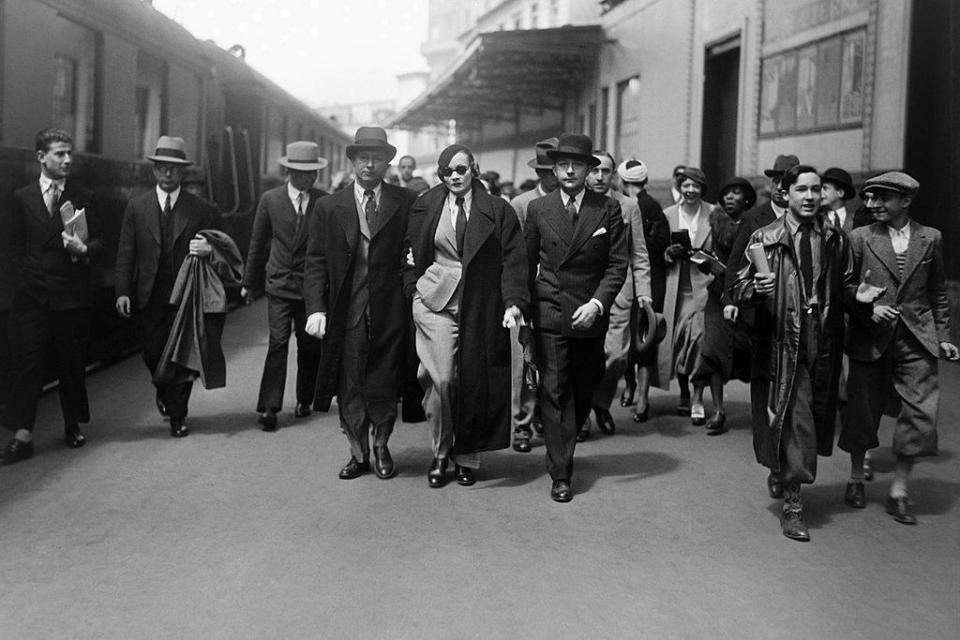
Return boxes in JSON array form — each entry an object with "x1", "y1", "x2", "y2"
[
  {"x1": 304, "y1": 126, "x2": 417, "y2": 480},
  {"x1": 241, "y1": 141, "x2": 328, "y2": 431},
  {"x1": 509, "y1": 137, "x2": 560, "y2": 453},
  {"x1": 115, "y1": 135, "x2": 218, "y2": 438},
  {"x1": 820, "y1": 167, "x2": 855, "y2": 232},
  {"x1": 2, "y1": 127, "x2": 103, "y2": 464},
  {"x1": 523, "y1": 133, "x2": 628, "y2": 502},
  {"x1": 723, "y1": 152, "x2": 799, "y2": 498}
]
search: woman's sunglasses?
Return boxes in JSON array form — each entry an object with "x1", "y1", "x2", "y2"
[{"x1": 438, "y1": 165, "x2": 470, "y2": 178}]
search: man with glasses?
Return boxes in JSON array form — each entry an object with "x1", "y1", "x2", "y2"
[
  {"x1": 115, "y1": 136, "x2": 217, "y2": 438},
  {"x1": 304, "y1": 126, "x2": 417, "y2": 481},
  {"x1": 523, "y1": 133, "x2": 628, "y2": 502}
]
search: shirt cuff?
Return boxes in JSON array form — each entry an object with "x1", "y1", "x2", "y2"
[{"x1": 590, "y1": 298, "x2": 604, "y2": 316}]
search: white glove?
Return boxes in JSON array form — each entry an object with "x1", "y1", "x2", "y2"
[{"x1": 305, "y1": 312, "x2": 327, "y2": 338}]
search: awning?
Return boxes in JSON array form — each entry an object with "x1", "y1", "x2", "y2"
[{"x1": 387, "y1": 26, "x2": 604, "y2": 130}]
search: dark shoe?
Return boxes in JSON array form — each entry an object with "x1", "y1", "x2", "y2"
[
  {"x1": 844, "y1": 481, "x2": 866, "y2": 509},
  {"x1": 373, "y1": 445, "x2": 396, "y2": 479},
  {"x1": 532, "y1": 420, "x2": 544, "y2": 435},
  {"x1": 294, "y1": 403, "x2": 312, "y2": 418},
  {"x1": 620, "y1": 383, "x2": 636, "y2": 407},
  {"x1": 170, "y1": 418, "x2": 189, "y2": 438},
  {"x1": 767, "y1": 473, "x2": 784, "y2": 500},
  {"x1": 513, "y1": 430, "x2": 532, "y2": 453},
  {"x1": 338, "y1": 457, "x2": 370, "y2": 480},
  {"x1": 65, "y1": 425, "x2": 86, "y2": 449},
  {"x1": 885, "y1": 495, "x2": 917, "y2": 525},
  {"x1": 455, "y1": 465, "x2": 475, "y2": 486},
  {"x1": 550, "y1": 479, "x2": 572, "y2": 503},
  {"x1": 258, "y1": 410, "x2": 278, "y2": 432},
  {"x1": 576, "y1": 421, "x2": 590, "y2": 442},
  {"x1": 633, "y1": 407, "x2": 649, "y2": 423},
  {"x1": 1, "y1": 438, "x2": 34, "y2": 465},
  {"x1": 594, "y1": 408, "x2": 616, "y2": 435},
  {"x1": 781, "y1": 508, "x2": 810, "y2": 541},
  {"x1": 676, "y1": 400, "x2": 691, "y2": 416},
  {"x1": 156, "y1": 396, "x2": 168, "y2": 418},
  {"x1": 705, "y1": 411, "x2": 727, "y2": 435},
  {"x1": 427, "y1": 458, "x2": 448, "y2": 488}
]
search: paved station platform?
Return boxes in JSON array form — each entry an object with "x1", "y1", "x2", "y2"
[{"x1": 1, "y1": 300, "x2": 958, "y2": 639}]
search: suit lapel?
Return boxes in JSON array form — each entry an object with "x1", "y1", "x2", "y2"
[
  {"x1": 462, "y1": 187, "x2": 494, "y2": 269},
  {"x1": 370, "y1": 184, "x2": 399, "y2": 239},
  {"x1": 542, "y1": 190, "x2": 574, "y2": 248},
  {"x1": 691, "y1": 202, "x2": 711, "y2": 249},
  {"x1": 171, "y1": 194, "x2": 192, "y2": 244},
  {"x1": 334, "y1": 188, "x2": 360, "y2": 252},
  {"x1": 291, "y1": 192, "x2": 309, "y2": 250},
  {"x1": 897, "y1": 221, "x2": 928, "y2": 296},
  {"x1": 566, "y1": 192, "x2": 604, "y2": 259},
  {"x1": 865, "y1": 224, "x2": 900, "y2": 284}
]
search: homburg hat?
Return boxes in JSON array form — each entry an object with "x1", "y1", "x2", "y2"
[
  {"x1": 147, "y1": 135, "x2": 192, "y2": 165},
  {"x1": 527, "y1": 137, "x2": 559, "y2": 169},
  {"x1": 763, "y1": 153, "x2": 799, "y2": 177},
  {"x1": 345, "y1": 126, "x2": 397, "y2": 162},
  {"x1": 821, "y1": 167, "x2": 854, "y2": 198},
  {"x1": 546, "y1": 133, "x2": 601, "y2": 167},
  {"x1": 859, "y1": 171, "x2": 919, "y2": 199},
  {"x1": 280, "y1": 141, "x2": 328, "y2": 171}
]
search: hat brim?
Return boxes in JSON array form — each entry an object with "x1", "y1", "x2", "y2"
[
  {"x1": 762, "y1": 169, "x2": 785, "y2": 178},
  {"x1": 527, "y1": 157, "x2": 553, "y2": 169},
  {"x1": 147, "y1": 155, "x2": 193, "y2": 165},
  {"x1": 345, "y1": 144, "x2": 397, "y2": 162},
  {"x1": 859, "y1": 183, "x2": 912, "y2": 200},
  {"x1": 822, "y1": 178, "x2": 854, "y2": 196},
  {"x1": 546, "y1": 150, "x2": 601, "y2": 167},
  {"x1": 632, "y1": 299, "x2": 667, "y2": 354},
  {"x1": 280, "y1": 158, "x2": 329, "y2": 171}
]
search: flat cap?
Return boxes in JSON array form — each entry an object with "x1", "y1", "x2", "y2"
[{"x1": 859, "y1": 171, "x2": 919, "y2": 199}]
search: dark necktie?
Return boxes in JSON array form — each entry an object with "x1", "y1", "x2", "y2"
[
  {"x1": 163, "y1": 194, "x2": 172, "y2": 219},
  {"x1": 364, "y1": 189, "x2": 376, "y2": 229},
  {"x1": 296, "y1": 192, "x2": 305, "y2": 233},
  {"x1": 455, "y1": 196, "x2": 467, "y2": 255},
  {"x1": 566, "y1": 196, "x2": 578, "y2": 224},
  {"x1": 48, "y1": 184, "x2": 61, "y2": 218},
  {"x1": 799, "y1": 222, "x2": 814, "y2": 299}
]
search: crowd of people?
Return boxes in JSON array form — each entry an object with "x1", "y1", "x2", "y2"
[{"x1": 2, "y1": 125, "x2": 956, "y2": 542}]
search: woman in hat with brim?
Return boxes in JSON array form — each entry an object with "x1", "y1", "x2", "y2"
[
  {"x1": 655, "y1": 167, "x2": 716, "y2": 425},
  {"x1": 692, "y1": 177, "x2": 757, "y2": 433}
]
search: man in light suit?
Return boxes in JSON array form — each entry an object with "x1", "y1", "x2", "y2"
[
  {"x1": 2, "y1": 128, "x2": 103, "y2": 464},
  {"x1": 241, "y1": 141, "x2": 326, "y2": 431},
  {"x1": 524, "y1": 133, "x2": 628, "y2": 502},
  {"x1": 304, "y1": 126, "x2": 417, "y2": 480},
  {"x1": 115, "y1": 136, "x2": 217, "y2": 438},
  {"x1": 838, "y1": 172, "x2": 958, "y2": 524},
  {"x1": 585, "y1": 150, "x2": 651, "y2": 437}
]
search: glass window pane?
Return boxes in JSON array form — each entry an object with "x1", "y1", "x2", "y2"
[
  {"x1": 816, "y1": 38, "x2": 842, "y2": 128},
  {"x1": 796, "y1": 45, "x2": 817, "y2": 131},
  {"x1": 840, "y1": 31, "x2": 865, "y2": 124}
]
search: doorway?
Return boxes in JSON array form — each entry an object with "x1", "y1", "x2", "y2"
[{"x1": 701, "y1": 38, "x2": 740, "y2": 200}]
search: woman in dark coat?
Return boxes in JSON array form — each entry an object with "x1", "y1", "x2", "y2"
[
  {"x1": 403, "y1": 145, "x2": 529, "y2": 487},
  {"x1": 693, "y1": 177, "x2": 756, "y2": 433}
]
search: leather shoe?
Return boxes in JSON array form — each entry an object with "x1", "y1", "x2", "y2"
[
  {"x1": 338, "y1": 457, "x2": 370, "y2": 480},
  {"x1": 844, "y1": 481, "x2": 866, "y2": 508},
  {"x1": 1, "y1": 438, "x2": 34, "y2": 465},
  {"x1": 633, "y1": 407, "x2": 649, "y2": 423},
  {"x1": 767, "y1": 473, "x2": 784, "y2": 499},
  {"x1": 64, "y1": 425, "x2": 86, "y2": 449},
  {"x1": 550, "y1": 479, "x2": 572, "y2": 503},
  {"x1": 576, "y1": 421, "x2": 590, "y2": 442},
  {"x1": 620, "y1": 383, "x2": 636, "y2": 407},
  {"x1": 258, "y1": 410, "x2": 278, "y2": 432},
  {"x1": 455, "y1": 465, "x2": 475, "y2": 486},
  {"x1": 676, "y1": 399, "x2": 691, "y2": 415},
  {"x1": 294, "y1": 403, "x2": 312, "y2": 418},
  {"x1": 156, "y1": 396, "x2": 168, "y2": 418},
  {"x1": 427, "y1": 457, "x2": 448, "y2": 488},
  {"x1": 373, "y1": 445, "x2": 396, "y2": 479},
  {"x1": 781, "y1": 508, "x2": 810, "y2": 541},
  {"x1": 885, "y1": 495, "x2": 917, "y2": 525},
  {"x1": 513, "y1": 431, "x2": 531, "y2": 453},
  {"x1": 705, "y1": 411, "x2": 727, "y2": 435},
  {"x1": 594, "y1": 408, "x2": 616, "y2": 435},
  {"x1": 170, "y1": 418, "x2": 189, "y2": 438}
]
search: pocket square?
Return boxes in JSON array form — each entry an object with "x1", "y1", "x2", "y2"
[{"x1": 591, "y1": 227, "x2": 608, "y2": 238}]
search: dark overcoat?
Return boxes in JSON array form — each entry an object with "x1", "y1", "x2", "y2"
[
  {"x1": 304, "y1": 182, "x2": 416, "y2": 410},
  {"x1": 731, "y1": 216, "x2": 860, "y2": 470},
  {"x1": 11, "y1": 180, "x2": 102, "y2": 310},
  {"x1": 403, "y1": 182, "x2": 530, "y2": 454}
]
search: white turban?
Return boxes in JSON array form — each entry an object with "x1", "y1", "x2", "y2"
[{"x1": 617, "y1": 159, "x2": 648, "y2": 184}]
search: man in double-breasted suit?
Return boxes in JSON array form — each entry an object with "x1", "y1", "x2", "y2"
[
  {"x1": 838, "y1": 172, "x2": 958, "y2": 525},
  {"x1": 241, "y1": 141, "x2": 326, "y2": 431},
  {"x1": 524, "y1": 133, "x2": 628, "y2": 502},
  {"x1": 2, "y1": 128, "x2": 103, "y2": 464},
  {"x1": 115, "y1": 136, "x2": 217, "y2": 438},
  {"x1": 304, "y1": 127, "x2": 417, "y2": 480}
]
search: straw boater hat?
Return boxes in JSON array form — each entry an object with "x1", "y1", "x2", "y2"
[
  {"x1": 279, "y1": 141, "x2": 328, "y2": 171},
  {"x1": 345, "y1": 126, "x2": 397, "y2": 162},
  {"x1": 147, "y1": 135, "x2": 193, "y2": 165},
  {"x1": 546, "y1": 133, "x2": 601, "y2": 167},
  {"x1": 527, "y1": 137, "x2": 559, "y2": 169}
]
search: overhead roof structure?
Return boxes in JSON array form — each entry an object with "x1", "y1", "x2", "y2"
[{"x1": 387, "y1": 25, "x2": 604, "y2": 130}]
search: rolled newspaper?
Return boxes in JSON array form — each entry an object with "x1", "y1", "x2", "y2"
[{"x1": 747, "y1": 242, "x2": 771, "y2": 275}]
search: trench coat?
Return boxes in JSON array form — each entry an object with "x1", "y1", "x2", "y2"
[
  {"x1": 731, "y1": 217, "x2": 860, "y2": 469},
  {"x1": 303, "y1": 182, "x2": 417, "y2": 411},
  {"x1": 403, "y1": 182, "x2": 529, "y2": 454}
]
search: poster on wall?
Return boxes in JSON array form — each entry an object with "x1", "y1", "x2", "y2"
[
  {"x1": 840, "y1": 30, "x2": 865, "y2": 124},
  {"x1": 796, "y1": 45, "x2": 818, "y2": 131}
]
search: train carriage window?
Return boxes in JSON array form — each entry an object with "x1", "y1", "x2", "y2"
[
  {"x1": 135, "y1": 51, "x2": 169, "y2": 159},
  {"x1": 51, "y1": 17, "x2": 101, "y2": 152}
]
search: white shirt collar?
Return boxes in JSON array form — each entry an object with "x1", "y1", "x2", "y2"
[
  {"x1": 888, "y1": 221, "x2": 911, "y2": 238},
  {"x1": 561, "y1": 188, "x2": 586, "y2": 210},
  {"x1": 447, "y1": 188, "x2": 472, "y2": 212},
  {"x1": 771, "y1": 201, "x2": 787, "y2": 218},
  {"x1": 354, "y1": 181, "x2": 382, "y2": 205},
  {"x1": 39, "y1": 174, "x2": 65, "y2": 194},
  {"x1": 156, "y1": 185, "x2": 181, "y2": 210},
  {"x1": 288, "y1": 182, "x2": 309, "y2": 211}
]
